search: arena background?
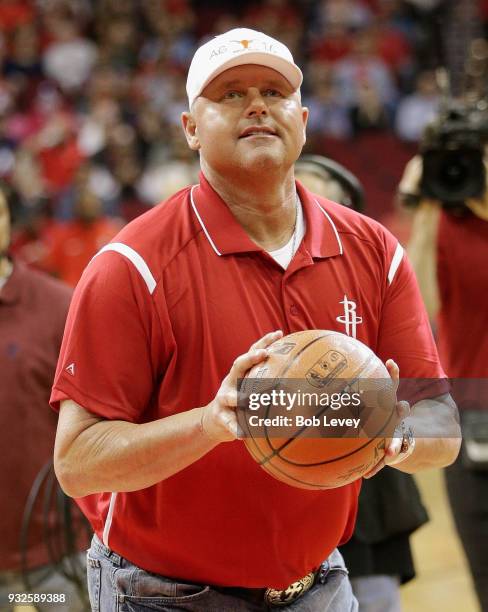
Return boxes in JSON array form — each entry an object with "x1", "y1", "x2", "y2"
[{"x1": 1, "y1": 0, "x2": 486, "y2": 610}]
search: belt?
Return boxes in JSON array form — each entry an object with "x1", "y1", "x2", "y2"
[{"x1": 214, "y1": 560, "x2": 332, "y2": 608}]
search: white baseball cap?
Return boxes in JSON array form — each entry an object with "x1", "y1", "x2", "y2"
[{"x1": 186, "y1": 28, "x2": 303, "y2": 108}]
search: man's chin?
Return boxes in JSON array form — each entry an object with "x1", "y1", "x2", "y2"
[{"x1": 239, "y1": 150, "x2": 284, "y2": 172}]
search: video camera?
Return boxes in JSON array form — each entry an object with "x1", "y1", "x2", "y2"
[{"x1": 419, "y1": 99, "x2": 488, "y2": 209}]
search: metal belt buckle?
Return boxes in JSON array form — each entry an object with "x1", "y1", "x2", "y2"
[{"x1": 264, "y1": 571, "x2": 315, "y2": 607}]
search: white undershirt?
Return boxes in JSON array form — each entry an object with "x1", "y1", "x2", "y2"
[{"x1": 268, "y1": 199, "x2": 306, "y2": 269}]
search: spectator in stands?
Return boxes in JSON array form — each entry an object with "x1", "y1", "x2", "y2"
[
  {"x1": 309, "y1": 23, "x2": 353, "y2": 64},
  {"x1": 56, "y1": 161, "x2": 120, "y2": 221},
  {"x1": 42, "y1": 10, "x2": 97, "y2": 93},
  {"x1": 334, "y1": 28, "x2": 398, "y2": 112},
  {"x1": 3, "y1": 23, "x2": 43, "y2": 82},
  {"x1": 97, "y1": 17, "x2": 139, "y2": 71},
  {"x1": 395, "y1": 70, "x2": 440, "y2": 142},
  {"x1": 27, "y1": 109, "x2": 84, "y2": 197},
  {"x1": 304, "y1": 74, "x2": 352, "y2": 140},
  {"x1": 243, "y1": 0, "x2": 301, "y2": 32},
  {"x1": 317, "y1": 0, "x2": 373, "y2": 30},
  {"x1": 137, "y1": 125, "x2": 199, "y2": 205},
  {"x1": 142, "y1": 4, "x2": 196, "y2": 69},
  {"x1": 402, "y1": 0, "x2": 449, "y2": 69},
  {"x1": 371, "y1": 3, "x2": 414, "y2": 88},
  {"x1": 40, "y1": 187, "x2": 123, "y2": 287},
  {"x1": 0, "y1": 0, "x2": 35, "y2": 34},
  {"x1": 351, "y1": 80, "x2": 390, "y2": 134}
]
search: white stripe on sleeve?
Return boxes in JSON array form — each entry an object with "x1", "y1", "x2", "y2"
[
  {"x1": 93, "y1": 242, "x2": 157, "y2": 295},
  {"x1": 388, "y1": 243, "x2": 404, "y2": 285}
]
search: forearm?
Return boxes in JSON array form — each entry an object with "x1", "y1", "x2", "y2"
[
  {"x1": 55, "y1": 400, "x2": 219, "y2": 497},
  {"x1": 54, "y1": 334, "x2": 280, "y2": 499},
  {"x1": 406, "y1": 201, "x2": 441, "y2": 319},
  {"x1": 391, "y1": 394, "x2": 461, "y2": 473}
]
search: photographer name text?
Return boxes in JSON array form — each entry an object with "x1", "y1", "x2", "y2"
[
  {"x1": 246, "y1": 390, "x2": 363, "y2": 429},
  {"x1": 248, "y1": 414, "x2": 362, "y2": 428}
]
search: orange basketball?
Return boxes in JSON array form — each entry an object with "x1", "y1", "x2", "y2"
[{"x1": 238, "y1": 330, "x2": 398, "y2": 490}]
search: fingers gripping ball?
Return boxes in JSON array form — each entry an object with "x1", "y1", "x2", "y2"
[{"x1": 238, "y1": 330, "x2": 397, "y2": 490}]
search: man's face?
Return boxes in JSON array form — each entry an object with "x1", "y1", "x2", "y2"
[
  {"x1": 0, "y1": 191, "x2": 10, "y2": 257},
  {"x1": 182, "y1": 65, "x2": 308, "y2": 175}
]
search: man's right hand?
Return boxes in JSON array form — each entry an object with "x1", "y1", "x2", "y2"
[
  {"x1": 55, "y1": 330, "x2": 284, "y2": 496},
  {"x1": 200, "y1": 330, "x2": 284, "y2": 442}
]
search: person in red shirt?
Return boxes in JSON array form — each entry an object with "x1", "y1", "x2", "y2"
[
  {"x1": 403, "y1": 155, "x2": 488, "y2": 611},
  {"x1": 51, "y1": 28, "x2": 460, "y2": 612},
  {"x1": 0, "y1": 0, "x2": 34, "y2": 33},
  {"x1": 0, "y1": 184, "x2": 88, "y2": 611},
  {"x1": 41, "y1": 188, "x2": 123, "y2": 287}
]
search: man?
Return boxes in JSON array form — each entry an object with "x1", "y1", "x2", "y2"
[
  {"x1": 402, "y1": 154, "x2": 488, "y2": 610},
  {"x1": 52, "y1": 29, "x2": 460, "y2": 612},
  {"x1": 0, "y1": 183, "x2": 86, "y2": 611}
]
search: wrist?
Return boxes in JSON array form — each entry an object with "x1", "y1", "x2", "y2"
[
  {"x1": 198, "y1": 404, "x2": 231, "y2": 444},
  {"x1": 386, "y1": 423, "x2": 416, "y2": 466},
  {"x1": 198, "y1": 405, "x2": 216, "y2": 441}
]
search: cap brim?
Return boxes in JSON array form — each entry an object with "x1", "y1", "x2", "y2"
[{"x1": 195, "y1": 52, "x2": 303, "y2": 102}]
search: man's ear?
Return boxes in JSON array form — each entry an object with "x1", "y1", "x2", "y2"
[{"x1": 181, "y1": 112, "x2": 200, "y2": 151}]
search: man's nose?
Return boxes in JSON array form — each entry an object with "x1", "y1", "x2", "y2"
[{"x1": 244, "y1": 90, "x2": 268, "y2": 117}]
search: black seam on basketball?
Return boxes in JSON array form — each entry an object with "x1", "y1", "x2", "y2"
[
  {"x1": 275, "y1": 331, "x2": 337, "y2": 379},
  {"x1": 259, "y1": 436, "x2": 376, "y2": 468},
  {"x1": 256, "y1": 447, "x2": 366, "y2": 489},
  {"x1": 260, "y1": 352, "x2": 379, "y2": 465},
  {"x1": 261, "y1": 332, "x2": 367, "y2": 461},
  {"x1": 242, "y1": 331, "x2": 335, "y2": 464},
  {"x1": 258, "y1": 456, "x2": 342, "y2": 489}
]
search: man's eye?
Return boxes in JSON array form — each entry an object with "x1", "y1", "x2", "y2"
[
  {"x1": 263, "y1": 89, "x2": 282, "y2": 97},
  {"x1": 222, "y1": 91, "x2": 243, "y2": 100}
]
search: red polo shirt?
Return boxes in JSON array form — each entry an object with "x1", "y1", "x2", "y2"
[
  {"x1": 1, "y1": 261, "x2": 72, "y2": 571},
  {"x1": 51, "y1": 174, "x2": 444, "y2": 589},
  {"x1": 437, "y1": 211, "x2": 488, "y2": 378}
]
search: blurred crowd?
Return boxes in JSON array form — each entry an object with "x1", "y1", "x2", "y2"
[{"x1": 0, "y1": 0, "x2": 487, "y2": 286}]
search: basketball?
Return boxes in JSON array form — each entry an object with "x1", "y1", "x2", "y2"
[{"x1": 238, "y1": 330, "x2": 398, "y2": 490}]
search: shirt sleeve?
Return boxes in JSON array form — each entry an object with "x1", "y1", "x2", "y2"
[
  {"x1": 50, "y1": 250, "x2": 167, "y2": 422},
  {"x1": 375, "y1": 231, "x2": 448, "y2": 403}
]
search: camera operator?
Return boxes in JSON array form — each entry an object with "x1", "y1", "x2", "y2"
[{"x1": 400, "y1": 104, "x2": 488, "y2": 610}]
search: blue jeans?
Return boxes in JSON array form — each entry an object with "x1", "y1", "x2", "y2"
[
  {"x1": 87, "y1": 535, "x2": 358, "y2": 611},
  {"x1": 350, "y1": 576, "x2": 401, "y2": 612}
]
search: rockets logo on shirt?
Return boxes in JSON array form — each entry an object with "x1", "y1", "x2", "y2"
[{"x1": 336, "y1": 295, "x2": 362, "y2": 338}]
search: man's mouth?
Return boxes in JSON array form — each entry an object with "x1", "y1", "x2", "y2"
[{"x1": 239, "y1": 126, "x2": 278, "y2": 138}]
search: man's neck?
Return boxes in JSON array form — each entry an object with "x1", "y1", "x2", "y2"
[{"x1": 202, "y1": 162, "x2": 299, "y2": 251}]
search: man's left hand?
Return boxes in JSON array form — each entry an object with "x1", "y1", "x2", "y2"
[{"x1": 363, "y1": 359, "x2": 411, "y2": 479}]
